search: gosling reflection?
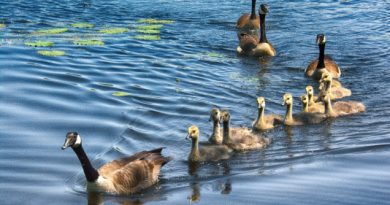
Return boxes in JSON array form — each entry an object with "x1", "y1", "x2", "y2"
[{"x1": 188, "y1": 182, "x2": 201, "y2": 203}]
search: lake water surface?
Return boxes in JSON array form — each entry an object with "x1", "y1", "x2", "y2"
[{"x1": 1, "y1": 0, "x2": 390, "y2": 204}]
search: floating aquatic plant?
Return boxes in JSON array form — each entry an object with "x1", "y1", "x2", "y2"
[
  {"x1": 136, "y1": 29, "x2": 161, "y2": 34},
  {"x1": 37, "y1": 50, "x2": 65, "y2": 57},
  {"x1": 137, "y1": 19, "x2": 174, "y2": 24},
  {"x1": 0, "y1": 24, "x2": 5, "y2": 29},
  {"x1": 70, "y1": 22, "x2": 94, "y2": 28},
  {"x1": 33, "y1": 28, "x2": 68, "y2": 35},
  {"x1": 112, "y1": 91, "x2": 130, "y2": 97},
  {"x1": 136, "y1": 25, "x2": 164, "y2": 30},
  {"x1": 99, "y1": 27, "x2": 128, "y2": 34},
  {"x1": 133, "y1": 35, "x2": 161, "y2": 41},
  {"x1": 25, "y1": 41, "x2": 54, "y2": 47},
  {"x1": 73, "y1": 39, "x2": 104, "y2": 46},
  {"x1": 205, "y1": 52, "x2": 226, "y2": 58}
]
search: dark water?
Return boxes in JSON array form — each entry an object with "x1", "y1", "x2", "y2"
[{"x1": 1, "y1": 0, "x2": 390, "y2": 204}]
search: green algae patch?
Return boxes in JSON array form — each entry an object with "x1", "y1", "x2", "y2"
[
  {"x1": 99, "y1": 27, "x2": 128, "y2": 34},
  {"x1": 73, "y1": 39, "x2": 104, "y2": 46},
  {"x1": 133, "y1": 35, "x2": 161, "y2": 41},
  {"x1": 25, "y1": 41, "x2": 54, "y2": 47},
  {"x1": 136, "y1": 29, "x2": 161, "y2": 34},
  {"x1": 137, "y1": 19, "x2": 174, "y2": 24},
  {"x1": 205, "y1": 52, "x2": 226, "y2": 58},
  {"x1": 136, "y1": 24, "x2": 164, "y2": 30},
  {"x1": 0, "y1": 24, "x2": 5, "y2": 29},
  {"x1": 37, "y1": 50, "x2": 65, "y2": 57},
  {"x1": 33, "y1": 28, "x2": 68, "y2": 35},
  {"x1": 71, "y1": 22, "x2": 94, "y2": 28},
  {"x1": 112, "y1": 91, "x2": 130, "y2": 97}
]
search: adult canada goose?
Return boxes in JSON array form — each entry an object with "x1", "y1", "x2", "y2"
[
  {"x1": 275, "y1": 93, "x2": 326, "y2": 126},
  {"x1": 208, "y1": 108, "x2": 222, "y2": 144},
  {"x1": 321, "y1": 92, "x2": 365, "y2": 118},
  {"x1": 236, "y1": 0, "x2": 260, "y2": 33},
  {"x1": 251, "y1": 4, "x2": 276, "y2": 57},
  {"x1": 61, "y1": 132, "x2": 170, "y2": 195},
  {"x1": 237, "y1": 32, "x2": 259, "y2": 55},
  {"x1": 221, "y1": 110, "x2": 271, "y2": 151},
  {"x1": 319, "y1": 71, "x2": 351, "y2": 100},
  {"x1": 300, "y1": 94, "x2": 324, "y2": 113},
  {"x1": 305, "y1": 34, "x2": 341, "y2": 80},
  {"x1": 253, "y1": 97, "x2": 282, "y2": 131},
  {"x1": 187, "y1": 125, "x2": 233, "y2": 162}
]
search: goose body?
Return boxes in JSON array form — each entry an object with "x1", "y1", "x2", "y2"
[
  {"x1": 187, "y1": 126, "x2": 232, "y2": 162},
  {"x1": 253, "y1": 97, "x2": 282, "y2": 131},
  {"x1": 237, "y1": 32, "x2": 258, "y2": 55},
  {"x1": 236, "y1": 0, "x2": 260, "y2": 34},
  {"x1": 62, "y1": 132, "x2": 170, "y2": 195},
  {"x1": 221, "y1": 110, "x2": 271, "y2": 151},
  {"x1": 251, "y1": 4, "x2": 276, "y2": 57},
  {"x1": 305, "y1": 34, "x2": 341, "y2": 80}
]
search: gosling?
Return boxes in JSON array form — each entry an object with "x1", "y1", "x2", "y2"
[
  {"x1": 319, "y1": 71, "x2": 351, "y2": 100},
  {"x1": 187, "y1": 125, "x2": 232, "y2": 162},
  {"x1": 253, "y1": 97, "x2": 282, "y2": 131},
  {"x1": 221, "y1": 110, "x2": 271, "y2": 151},
  {"x1": 321, "y1": 92, "x2": 365, "y2": 118},
  {"x1": 208, "y1": 108, "x2": 222, "y2": 144}
]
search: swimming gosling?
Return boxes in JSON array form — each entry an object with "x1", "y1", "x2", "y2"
[
  {"x1": 319, "y1": 71, "x2": 351, "y2": 100},
  {"x1": 305, "y1": 34, "x2": 341, "y2": 80},
  {"x1": 208, "y1": 108, "x2": 222, "y2": 144},
  {"x1": 62, "y1": 132, "x2": 170, "y2": 195},
  {"x1": 221, "y1": 110, "x2": 271, "y2": 151},
  {"x1": 187, "y1": 125, "x2": 233, "y2": 162},
  {"x1": 321, "y1": 92, "x2": 365, "y2": 118},
  {"x1": 253, "y1": 97, "x2": 282, "y2": 131}
]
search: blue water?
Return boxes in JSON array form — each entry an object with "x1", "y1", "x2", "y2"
[{"x1": 1, "y1": 0, "x2": 390, "y2": 204}]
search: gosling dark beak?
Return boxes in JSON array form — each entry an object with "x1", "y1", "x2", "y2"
[
  {"x1": 208, "y1": 115, "x2": 212, "y2": 122},
  {"x1": 282, "y1": 101, "x2": 285, "y2": 106},
  {"x1": 186, "y1": 134, "x2": 191, "y2": 141}
]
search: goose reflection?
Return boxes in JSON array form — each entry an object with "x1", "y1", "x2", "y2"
[{"x1": 87, "y1": 192, "x2": 144, "y2": 205}]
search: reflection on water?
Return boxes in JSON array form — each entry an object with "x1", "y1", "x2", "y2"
[{"x1": 0, "y1": 0, "x2": 390, "y2": 204}]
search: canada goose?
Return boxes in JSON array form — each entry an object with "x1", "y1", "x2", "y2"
[
  {"x1": 251, "y1": 4, "x2": 276, "y2": 57},
  {"x1": 236, "y1": 0, "x2": 260, "y2": 33},
  {"x1": 221, "y1": 110, "x2": 271, "y2": 151},
  {"x1": 61, "y1": 132, "x2": 170, "y2": 195},
  {"x1": 300, "y1": 94, "x2": 324, "y2": 113},
  {"x1": 305, "y1": 34, "x2": 341, "y2": 80},
  {"x1": 237, "y1": 32, "x2": 259, "y2": 55},
  {"x1": 208, "y1": 108, "x2": 222, "y2": 144},
  {"x1": 187, "y1": 125, "x2": 233, "y2": 162},
  {"x1": 276, "y1": 93, "x2": 326, "y2": 126},
  {"x1": 319, "y1": 71, "x2": 351, "y2": 100},
  {"x1": 321, "y1": 92, "x2": 365, "y2": 118},
  {"x1": 253, "y1": 97, "x2": 282, "y2": 131}
]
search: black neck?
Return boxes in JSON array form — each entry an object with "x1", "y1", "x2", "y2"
[
  {"x1": 259, "y1": 14, "x2": 267, "y2": 43},
  {"x1": 317, "y1": 43, "x2": 325, "y2": 68},
  {"x1": 250, "y1": 0, "x2": 257, "y2": 19},
  {"x1": 72, "y1": 145, "x2": 99, "y2": 182}
]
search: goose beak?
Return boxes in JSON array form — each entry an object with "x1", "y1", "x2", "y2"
[
  {"x1": 61, "y1": 139, "x2": 71, "y2": 150},
  {"x1": 282, "y1": 101, "x2": 285, "y2": 106},
  {"x1": 208, "y1": 115, "x2": 212, "y2": 122},
  {"x1": 185, "y1": 134, "x2": 191, "y2": 140}
]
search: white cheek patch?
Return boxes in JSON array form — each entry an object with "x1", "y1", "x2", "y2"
[
  {"x1": 75, "y1": 135, "x2": 81, "y2": 146},
  {"x1": 323, "y1": 36, "x2": 326, "y2": 43}
]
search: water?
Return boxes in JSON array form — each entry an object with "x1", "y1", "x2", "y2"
[{"x1": 0, "y1": 0, "x2": 389, "y2": 204}]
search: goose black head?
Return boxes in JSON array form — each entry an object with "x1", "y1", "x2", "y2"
[
  {"x1": 62, "y1": 132, "x2": 81, "y2": 150},
  {"x1": 316, "y1": 34, "x2": 326, "y2": 45},
  {"x1": 259, "y1": 4, "x2": 269, "y2": 15}
]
